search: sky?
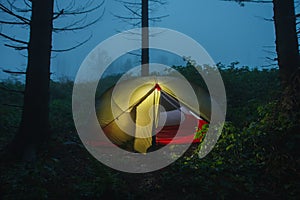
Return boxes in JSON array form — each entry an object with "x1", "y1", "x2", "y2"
[{"x1": 0, "y1": 0, "x2": 275, "y2": 80}]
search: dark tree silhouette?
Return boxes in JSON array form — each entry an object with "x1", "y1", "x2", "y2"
[
  {"x1": 224, "y1": 0, "x2": 300, "y2": 116},
  {"x1": 0, "y1": 0, "x2": 104, "y2": 161},
  {"x1": 273, "y1": 0, "x2": 300, "y2": 113},
  {"x1": 141, "y1": 0, "x2": 149, "y2": 76},
  {"x1": 114, "y1": 0, "x2": 168, "y2": 76},
  {"x1": 16, "y1": 0, "x2": 54, "y2": 161}
]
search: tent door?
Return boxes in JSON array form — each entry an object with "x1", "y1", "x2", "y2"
[{"x1": 133, "y1": 88, "x2": 160, "y2": 153}]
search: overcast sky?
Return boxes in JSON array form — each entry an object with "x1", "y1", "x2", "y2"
[{"x1": 0, "y1": 0, "x2": 275, "y2": 80}]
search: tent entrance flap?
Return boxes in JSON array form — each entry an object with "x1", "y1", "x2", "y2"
[{"x1": 133, "y1": 86, "x2": 161, "y2": 153}]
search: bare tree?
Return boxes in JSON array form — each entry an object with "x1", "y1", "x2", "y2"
[
  {"x1": 113, "y1": 0, "x2": 168, "y2": 76},
  {"x1": 113, "y1": 0, "x2": 167, "y2": 148},
  {"x1": 0, "y1": 0, "x2": 104, "y2": 161}
]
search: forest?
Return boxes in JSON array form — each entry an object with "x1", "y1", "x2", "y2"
[
  {"x1": 0, "y1": 0, "x2": 299, "y2": 199},
  {"x1": 1, "y1": 64, "x2": 298, "y2": 199}
]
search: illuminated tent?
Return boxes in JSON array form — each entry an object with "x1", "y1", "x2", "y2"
[{"x1": 97, "y1": 76, "x2": 211, "y2": 153}]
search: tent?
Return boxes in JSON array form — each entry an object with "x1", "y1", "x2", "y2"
[{"x1": 97, "y1": 76, "x2": 211, "y2": 153}]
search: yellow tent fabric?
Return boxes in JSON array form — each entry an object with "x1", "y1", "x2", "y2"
[
  {"x1": 133, "y1": 88, "x2": 161, "y2": 153},
  {"x1": 97, "y1": 76, "x2": 211, "y2": 153}
]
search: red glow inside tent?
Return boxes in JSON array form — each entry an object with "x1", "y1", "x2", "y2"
[{"x1": 156, "y1": 113, "x2": 208, "y2": 145}]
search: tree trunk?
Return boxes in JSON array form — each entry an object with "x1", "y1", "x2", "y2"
[
  {"x1": 9, "y1": 0, "x2": 54, "y2": 161},
  {"x1": 141, "y1": 0, "x2": 149, "y2": 76},
  {"x1": 273, "y1": 0, "x2": 300, "y2": 113}
]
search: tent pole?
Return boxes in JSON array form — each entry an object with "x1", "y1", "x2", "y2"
[{"x1": 152, "y1": 89, "x2": 157, "y2": 146}]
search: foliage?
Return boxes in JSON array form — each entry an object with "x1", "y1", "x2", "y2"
[
  {"x1": 173, "y1": 62, "x2": 280, "y2": 127},
  {"x1": 194, "y1": 124, "x2": 208, "y2": 143},
  {"x1": 0, "y1": 65, "x2": 299, "y2": 199},
  {"x1": 0, "y1": 144, "x2": 124, "y2": 199},
  {"x1": 219, "y1": 63, "x2": 280, "y2": 127},
  {"x1": 0, "y1": 81, "x2": 24, "y2": 150},
  {"x1": 159, "y1": 101, "x2": 299, "y2": 199},
  {"x1": 49, "y1": 80, "x2": 74, "y2": 136}
]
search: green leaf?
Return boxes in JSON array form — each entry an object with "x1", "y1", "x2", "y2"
[{"x1": 226, "y1": 144, "x2": 234, "y2": 151}]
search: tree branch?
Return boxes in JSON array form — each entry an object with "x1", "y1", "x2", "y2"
[
  {"x1": 0, "y1": 32, "x2": 28, "y2": 44},
  {"x1": 52, "y1": 9, "x2": 64, "y2": 20},
  {"x1": 123, "y1": 4, "x2": 141, "y2": 17},
  {"x1": 4, "y1": 44, "x2": 28, "y2": 50},
  {"x1": 114, "y1": 0, "x2": 169, "y2": 26},
  {"x1": 149, "y1": 0, "x2": 168, "y2": 5},
  {"x1": 115, "y1": 0, "x2": 141, "y2": 6},
  {"x1": 221, "y1": 0, "x2": 272, "y2": 5},
  {"x1": 127, "y1": 51, "x2": 141, "y2": 57},
  {"x1": 2, "y1": 69, "x2": 26, "y2": 74},
  {"x1": 53, "y1": 11, "x2": 104, "y2": 32},
  {"x1": 149, "y1": 15, "x2": 169, "y2": 22},
  {"x1": 0, "y1": 20, "x2": 27, "y2": 25},
  {"x1": 7, "y1": 0, "x2": 32, "y2": 13},
  {"x1": 54, "y1": 0, "x2": 105, "y2": 16},
  {"x1": 254, "y1": 16, "x2": 274, "y2": 22},
  {"x1": 52, "y1": 35, "x2": 92, "y2": 52},
  {"x1": 23, "y1": 0, "x2": 32, "y2": 10},
  {"x1": 0, "y1": 3, "x2": 30, "y2": 24},
  {"x1": 111, "y1": 12, "x2": 141, "y2": 20}
]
